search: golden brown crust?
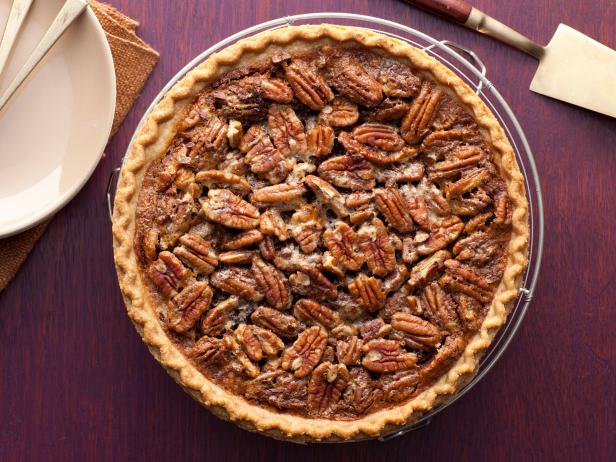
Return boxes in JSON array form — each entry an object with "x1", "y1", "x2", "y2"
[{"x1": 112, "y1": 24, "x2": 529, "y2": 442}]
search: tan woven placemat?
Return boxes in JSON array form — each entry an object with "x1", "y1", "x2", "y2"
[{"x1": 0, "y1": 1, "x2": 159, "y2": 292}]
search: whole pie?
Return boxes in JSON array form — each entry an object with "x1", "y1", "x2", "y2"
[{"x1": 113, "y1": 25, "x2": 529, "y2": 442}]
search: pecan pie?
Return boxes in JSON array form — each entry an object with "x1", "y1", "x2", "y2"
[{"x1": 113, "y1": 25, "x2": 529, "y2": 442}]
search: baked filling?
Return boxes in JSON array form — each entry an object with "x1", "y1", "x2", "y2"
[{"x1": 134, "y1": 45, "x2": 514, "y2": 421}]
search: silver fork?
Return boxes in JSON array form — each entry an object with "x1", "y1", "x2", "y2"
[{"x1": 0, "y1": 0, "x2": 88, "y2": 111}]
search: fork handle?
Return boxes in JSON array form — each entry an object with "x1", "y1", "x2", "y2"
[
  {"x1": 0, "y1": 0, "x2": 88, "y2": 111},
  {"x1": 0, "y1": 0, "x2": 36, "y2": 77}
]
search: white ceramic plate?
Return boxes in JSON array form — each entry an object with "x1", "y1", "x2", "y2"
[{"x1": 0, "y1": 0, "x2": 115, "y2": 237}]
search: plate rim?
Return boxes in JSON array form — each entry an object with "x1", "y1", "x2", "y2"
[{"x1": 0, "y1": 6, "x2": 116, "y2": 238}]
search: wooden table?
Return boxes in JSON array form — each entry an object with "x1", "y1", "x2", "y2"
[{"x1": 1, "y1": 0, "x2": 614, "y2": 460}]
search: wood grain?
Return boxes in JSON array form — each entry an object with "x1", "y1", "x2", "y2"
[{"x1": 1, "y1": 0, "x2": 615, "y2": 460}]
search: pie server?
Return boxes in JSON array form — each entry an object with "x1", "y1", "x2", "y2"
[{"x1": 402, "y1": 0, "x2": 616, "y2": 118}]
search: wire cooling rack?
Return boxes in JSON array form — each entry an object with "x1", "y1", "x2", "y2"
[{"x1": 108, "y1": 13, "x2": 544, "y2": 443}]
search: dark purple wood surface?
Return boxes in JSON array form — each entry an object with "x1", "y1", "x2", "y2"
[{"x1": 1, "y1": 0, "x2": 615, "y2": 460}]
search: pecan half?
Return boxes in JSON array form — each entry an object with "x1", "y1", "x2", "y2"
[
  {"x1": 259, "y1": 236, "x2": 276, "y2": 261},
  {"x1": 493, "y1": 193, "x2": 512, "y2": 227},
  {"x1": 382, "y1": 263, "x2": 409, "y2": 294},
  {"x1": 401, "y1": 81, "x2": 443, "y2": 144},
  {"x1": 407, "y1": 250, "x2": 450, "y2": 290},
  {"x1": 251, "y1": 306, "x2": 302, "y2": 338},
  {"x1": 361, "y1": 339, "x2": 417, "y2": 373},
  {"x1": 191, "y1": 336, "x2": 225, "y2": 365},
  {"x1": 195, "y1": 170, "x2": 251, "y2": 196},
  {"x1": 308, "y1": 362, "x2": 350, "y2": 415},
  {"x1": 317, "y1": 154, "x2": 376, "y2": 191},
  {"x1": 357, "y1": 217, "x2": 396, "y2": 277},
  {"x1": 336, "y1": 337, "x2": 364, "y2": 365},
  {"x1": 323, "y1": 222, "x2": 364, "y2": 271},
  {"x1": 184, "y1": 115, "x2": 228, "y2": 165},
  {"x1": 224, "y1": 333, "x2": 260, "y2": 377},
  {"x1": 289, "y1": 266, "x2": 338, "y2": 301},
  {"x1": 281, "y1": 326, "x2": 328, "y2": 378},
  {"x1": 235, "y1": 323, "x2": 264, "y2": 362},
  {"x1": 348, "y1": 274, "x2": 385, "y2": 311},
  {"x1": 328, "y1": 56, "x2": 382, "y2": 107},
  {"x1": 319, "y1": 96, "x2": 359, "y2": 127},
  {"x1": 352, "y1": 122, "x2": 404, "y2": 151},
  {"x1": 375, "y1": 187, "x2": 414, "y2": 232},
  {"x1": 283, "y1": 59, "x2": 334, "y2": 110},
  {"x1": 294, "y1": 299, "x2": 340, "y2": 329},
  {"x1": 252, "y1": 256, "x2": 291, "y2": 310},
  {"x1": 306, "y1": 124, "x2": 334, "y2": 157},
  {"x1": 378, "y1": 60, "x2": 422, "y2": 98},
  {"x1": 304, "y1": 175, "x2": 348, "y2": 217},
  {"x1": 416, "y1": 216, "x2": 464, "y2": 256},
  {"x1": 450, "y1": 189, "x2": 492, "y2": 216},
  {"x1": 368, "y1": 98, "x2": 411, "y2": 122},
  {"x1": 257, "y1": 76, "x2": 294, "y2": 102},
  {"x1": 201, "y1": 296, "x2": 239, "y2": 337},
  {"x1": 200, "y1": 189, "x2": 260, "y2": 229},
  {"x1": 443, "y1": 168, "x2": 491, "y2": 197},
  {"x1": 268, "y1": 104, "x2": 307, "y2": 156},
  {"x1": 239, "y1": 125, "x2": 286, "y2": 175},
  {"x1": 169, "y1": 282, "x2": 213, "y2": 333},
  {"x1": 342, "y1": 368, "x2": 382, "y2": 414},
  {"x1": 226, "y1": 120, "x2": 243, "y2": 148},
  {"x1": 222, "y1": 229, "x2": 264, "y2": 250},
  {"x1": 440, "y1": 259, "x2": 494, "y2": 304},
  {"x1": 338, "y1": 131, "x2": 416, "y2": 167},
  {"x1": 429, "y1": 146, "x2": 485, "y2": 180},
  {"x1": 259, "y1": 209, "x2": 289, "y2": 241},
  {"x1": 291, "y1": 222, "x2": 322, "y2": 254},
  {"x1": 218, "y1": 250, "x2": 257, "y2": 264},
  {"x1": 147, "y1": 251, "x2": 190, "y2": 298},
  {"x1": 360, "y1": 318, "x2": 392, "y2": 340},
  {"x1": 210, "y1": 266, "x2": 263, "y2": 302},
  {"x1": 245, "y1": 370, "x2": 308, "y2": 411},
  {"x1": 391, "y1": 312, "x2": 443, "y2": 350},
  {"x1": 381, "y1": 370, "x2": 420, "y2": 402},
  {"x1": 251, "y1": 183, "x2": 306, "y2": 206},
  {"x1": 173, "y1": 233, "x2": 218, "y2": 275},
  {"x1": 419, "y1": 281, "x2": 460, "y2": 332}
]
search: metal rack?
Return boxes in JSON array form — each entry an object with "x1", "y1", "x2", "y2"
[{"x1": 108, "y1": 13, "x2": 544, "y2": 443}]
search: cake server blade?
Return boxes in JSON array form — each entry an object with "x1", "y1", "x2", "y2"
[{"x1": 529, "y1": 24, "x2": 616, "y2": 117}]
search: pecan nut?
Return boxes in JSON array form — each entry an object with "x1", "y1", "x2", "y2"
[
  {"x1": 304, "y1": 175, "x2": 349, "y2": 217},
  {"x1": 239, "y1": 125, "x2": 286, "y2": 175},
  {"x1": 201, "y1": 296, "x2": 239, "y2": 337},
  {"x1": 335, "y1": 337, "x2": 364, "y2": 366},
  {"x1": 375, "y1": 187, "x2": 415, "y2": 233},
  {"x1": 252, "y1": 256, "x2": 291, "y2": 310},
  {"x1": 251, "y1": 183, "x2": 306, "y2": 206},
  {"x1": 323, "y1": 221, "x2": 364, "y2": 271},
  {"x1": 222, "y1": 229, "x2": 264, "y2": 250},
  {"x1": 294, "y1": 299, "x2": 340, "y2": 329},
  {"x1": 283, "y1": 59, "x2": 334, "y2": 110},
  {"x1": 306, "y1": 124, "x2": 335, "y2": 157},
  {"x1": 173, "y1": 233, "x2": 218, "y2": 274},
  {"x1": 191, "y1": 336, "x2": 225, "y2": 365},
  {"x1": 281, "y1": 326, "x2": 328, "y2": 378},
  {"x1": 317, "y1": 153, "x2": 376, "y2": 191},
  {"x1": 348, "y1": 274, "x2": 385, "y2": 311},
  {"x1": 218, "y1": 250, "x2": 257, "y2": 264},
  {"x1": 416, "y1": 216, "x2": 464, "y2": 256},
  {"x1": 259, "y1": 209, "x2": 289, "y2": 241},
  {"x1": 147, "y1": 251, "x2": 190, "y2": 298},
  {"x1": 319, "y1": 96, "x2": 359, "y2": 127},
  {"x1": 195, "y1": 170, "x2": 251, "y2": 196},
  {"x1": 357, "y1": 217, "x2": 396, "y2": 277},
  {"x1": 391, "y1": 312, "x2": 443, "y2": 350},
  {"x1": 352, "y1": 122, "x2": 404, "y2": 152},
  {"x1": 289, "y1": 266, "x2": 338, "y2": 301},
  {"x1": 407, "y1": 250, "x2": 450, "y2": 290},
  {"x1": 307, "y1": 362, "x2": 350, "y2": 415},
  {"x1": 200, "y1": 189, "x2": 260, "y2": 229},
  {"x1": 327, "y1": 56, "x2": 382, "y2": 107},
  {"x1": 169, "y1": 281, "x2": 213, "y2": 333},
  {"x1": 251, "y1": 306, "x2": 303, "y2": 338},
  {"x1": 361, "y1": 339, "x2": 417, "y2": 373},
  {"x1": 419, "y1": 281, "x2": 460, "y2": 332},
  {"x1": 268, "y1": 104, "x2": 307, "y2": 156},
  {"x1": 401, "y1": 81, "x2": 443, "y2": 144},
  {"x1": 210, "y1": 266, "x2": 263, "y2": 302},
  {"x1": 440, "y1": 259, "x2": 494, "y2": 304}
]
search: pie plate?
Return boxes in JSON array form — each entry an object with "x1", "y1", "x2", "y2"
[{"x1": 0, "y1": 0, "x2": 115, "y2": 237}]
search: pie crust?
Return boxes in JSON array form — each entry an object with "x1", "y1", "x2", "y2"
[{"x1": 112, "y1": 24, "x2": 529, "y2": 442}]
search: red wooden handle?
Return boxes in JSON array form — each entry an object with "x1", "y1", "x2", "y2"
[{"x1": 401, "y1": 0, "x2": 473, "y2": 24}]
